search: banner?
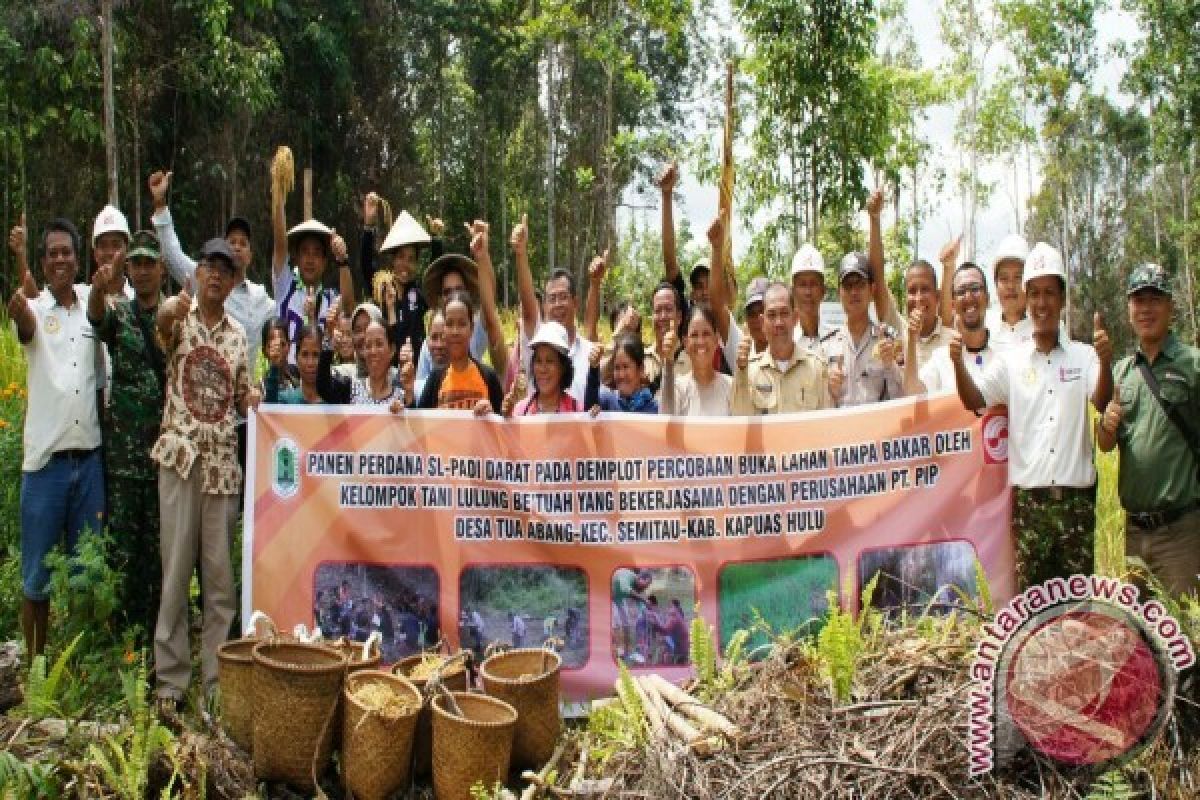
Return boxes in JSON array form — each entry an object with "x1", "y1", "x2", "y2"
[{"x1": 244, "y1": 395, "x2": 1014, "y2": 699}]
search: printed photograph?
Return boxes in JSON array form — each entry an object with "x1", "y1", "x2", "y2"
[
  {"x1": 611, "y1": 566, "x2": 696, "y2": 667},
  {"x1": 718, "y1": 556, "x2": 838, "y2": 650},
  {"x1": 858, "y1": 541, "x2": 980, "y2": 616},
  {"x1": 313, "y1": 563, "x2": 440, "y2": 663},
  {"x1": 459, "y1": 565, "x2": 589, "y2": 668}
]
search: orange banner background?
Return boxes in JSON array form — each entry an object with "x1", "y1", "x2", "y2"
[{"x1": 245, "y1": 395, "x2": 1014, "y2": 698}]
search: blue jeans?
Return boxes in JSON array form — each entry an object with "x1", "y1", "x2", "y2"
[{"x1": 20, "y1": 449, "x2": 106, "y2": 601}]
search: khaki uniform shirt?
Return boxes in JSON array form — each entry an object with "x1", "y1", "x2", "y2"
[
  {"x1": 822, "y1": 322, "x2": 903, "y2": 407},
  {"x1": 151, "y1": 307, "x2": 251, "y2": 494},
  {"x1": 732, "y1": 347, "x2": 831, "y2": 415}
]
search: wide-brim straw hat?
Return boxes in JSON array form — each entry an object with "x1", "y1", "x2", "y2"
[
  {"x1": 423, "y1": 253, "x2": 480, "y2": 303},
  {"x1": 287, "y1": 218, "x2": 333, "y2": 253},
  {"x1": 380, "y1": 210, "x2": 431, "y2": 253}
]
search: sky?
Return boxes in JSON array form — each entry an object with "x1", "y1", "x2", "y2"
[{"x1": 624, "y1": 0, "x2": 1142, "y2": 278}]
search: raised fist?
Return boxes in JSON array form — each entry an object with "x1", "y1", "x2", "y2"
[
  {"x1": 426, "y1": 216, "x2": 445, "y2": 237},
  {"x1": 330, "y1": 230, "x2": 348, "y2": 264},
  {"x1": 663, "y1": 329, "x2": 679, "y2": 361},
  {"x1": 939, "y1": 234, "x2": 963, "y2": 266},
  {"x1": 1102, "y1": 392, "x2": 1123, "y2": 436},
  {"x1": 510, "y1": 214, "x2": 528, "y2": 256},
  {"x1": 148, "y1": 171, "x2": 172, "y2": 209},
  {"x1": 866, "y1": 188, "x2": 884, "y2": 218},
  {"x1": 8, "y1": 212, "x2": 26, "y2": 259},
  {"x1": 588, "y1": 249, "x2": 609, "y2": 282},
  {"x1": 1093, "y1": 311, "x2": 1112, "y2": 364},
  {"x1": 364, "y1": 192, "x2": 381, "y2": 226},
  {"x1": 706, "y1": 216, "x2": 725, "y2": 248},
  {"x1": 948, "y1": 328, "x2": 964, "y2": 365},
  {"x1": 655, "y1": 161, "x2": 678, "y2": 194},
  {"x1": 736, "y1": 333, "x2": 751, "y2": 371}
]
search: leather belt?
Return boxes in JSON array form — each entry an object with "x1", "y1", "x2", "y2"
[{"x1": 51, "y1": 447, "x2": 98, "y2": 460}]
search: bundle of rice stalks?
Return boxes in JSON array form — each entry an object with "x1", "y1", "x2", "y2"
[
  {"x1": 351, "y1": 680, "x2": 420, "y2": 722},
  {"x1": 271, "y1": 146, "x2": 294, "y2": 208}
]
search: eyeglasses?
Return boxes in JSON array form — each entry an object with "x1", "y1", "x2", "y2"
[
  {"x1": 953, "y1": 283, "x2": 985, "y2": 298},
  {"x1": 545, "y1": 292, "x2": 572, "y2": 305}
]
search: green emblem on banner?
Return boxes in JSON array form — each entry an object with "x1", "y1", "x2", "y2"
[{"x1": 273, "y1": 438, "x2": 300, "y2": 499}]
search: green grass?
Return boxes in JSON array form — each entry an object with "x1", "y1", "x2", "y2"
[{"x1": 1094, "y1": 443, "x2": 1124, "y2": 577}]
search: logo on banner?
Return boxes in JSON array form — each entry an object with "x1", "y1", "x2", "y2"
[
  {"x1": 272, "y1": 438, "x2": 300, "y2": 499},
  {"x1": 981, "y1": 412, "x2": 1008, "y2": 464},
  {"x1": 967, "y1": 576, "x2": 1194, "y2": 776}
]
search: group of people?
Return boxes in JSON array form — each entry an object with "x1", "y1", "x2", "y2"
[
  {"x1": 314, "y1": 581, "x2": 439, "y2": 662},
  {"x1": 5, "y1": 157, "x2": 1197, "y2": 711},
  {"x1": 611, "y1": 568, "x2": 690, "y2": 666}
]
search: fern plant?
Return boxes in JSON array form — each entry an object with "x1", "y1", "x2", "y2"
[
  {"x1": 816, "y1": 589, "x2": 861, "y2": 704},
  {"x1": 87, "y1": 659, "x2": 177, "y2": 800},
  {"x1": 0, "y1": 751, "x2": 59, "y2": 798},
  {"x1": 1085, "y1": 769, "x2": 1138, "y2": 800},
  {"x1": 689, "y1": 616, "x2": 717, "y2": 690},
  {"x1": 589, "y1": 663, "x2": 649, "y2": 763},
  {"x1": 18, "y1": 632, "x2": 82, "y2": 719}
]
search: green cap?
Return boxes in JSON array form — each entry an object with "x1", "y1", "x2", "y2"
[
  {"x1": 127, "y1": 230, "x2": 160, "y2": 261},
  {"x1": 1127, "y1": 263, "x2": 1171, "y2": 297}
]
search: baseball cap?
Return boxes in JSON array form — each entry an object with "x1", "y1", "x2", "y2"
[
  {"x1": 1022, "y1": 242, "x2": 1065, "y2": 288},
  {"x1": 743, "y1": 277, "x2": 769, "y2": 309},
  {"x1": 92, "y1": 204, "x2": 130, "y2": 245},
  {"x1": 1126, "y1": 263, "x2": 1171, "y2": 297},
  {"x1": 200, "y1": 238, "x2": 236, "y2": 272},
  {"x1": 225, "y1": 216, "x2": 252, "y2": 240},
  {"x1": 991, "y1": 234, "x2": 1029, "y2": 273},
  {"x1": 126, "y1": 230, "x2": 160, "y2": 261},
  {"x1": 529, "y1": 321, "x2": 571, "y2": 357},
  {"x1": 790, "y1": 244, "x2": 825, "y2": 276},
  {"x1": 838, "y1": 252, "x2": 870, "y2": 284}
]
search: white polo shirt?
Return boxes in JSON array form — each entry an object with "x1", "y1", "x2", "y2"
[
  {"x1": 919, "y1": 341, "x2": 996, "y2": 394},
  {"x1": 985, "y1": 307, "x2": 1034, "y2": 353},
  {"x1": 21, "y1": 287, "x2": 103, "y2": 472},
  {"x1": 976, "y1": 338, "x2": 1099, "y2": 489}
]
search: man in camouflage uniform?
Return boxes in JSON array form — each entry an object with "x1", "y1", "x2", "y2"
[{"x1": 87, "y1": 230, "x2": 166, "y2": 638}]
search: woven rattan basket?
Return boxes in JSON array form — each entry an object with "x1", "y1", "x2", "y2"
[
  {"x1": 215, "y1": 637, "x2": 258, "y2": 752},
  {"x1": 431, "y1": 691, "x2": 517, "y2": 800},
  {"x1": 480, "y1": 648, "x2": 561, "y2": 769},
  {"x1": 342, "y1": 670, "x2": 422, "y2": 800},
  {"x1": 393, "y1": 653, "x2": 469, "y2": 777},
  {"x1": 251, "y1": 641, "x2": 347, "y2": 791}
]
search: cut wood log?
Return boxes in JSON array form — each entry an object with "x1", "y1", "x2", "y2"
[
  {"x1": 643, "y1": 673, "x2": 741, "y2": 741},
  {"x1": 636, "y1": 677, "x2": 721, "y2": 757}
]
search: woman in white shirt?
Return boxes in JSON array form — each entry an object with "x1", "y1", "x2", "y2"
[{"x1": 661, "y1": 306, "x2": 732, "y2": 416}]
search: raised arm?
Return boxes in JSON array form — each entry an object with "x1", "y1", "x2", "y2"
[
  {"x1": 331, "y1": 231, "x2": 355, "y2": 317},
  {"x1": 949, "y1": 331, "x2": 986, "y2": 412},
  {"x1": 7, "y1": 215, "x2": 37, "y2": 343},
  {"x1": 511, "y1": 213, "x2": 539, "y2": 337},
  {"x1": 1091, "y1": 312, "x2": 1114, "y2": 412},
  {"x1": 271, "y1": 154, "x2": 290, "y2": 280},
  {"x1": 706, "y1": 215, "x2": 731, "y2": 340},
  {"x1": 866, "y1": 189, "x2": 897, "y2": 324},
  {"x1": 147, "y1": 171, "x2": 199, "y2": 290},
  {"x1": 937, "y1": 235, "x2": 961, "y2": 327},
  {"x1": 468, "y1": 220, "x2": 510, "y2": 378},
  {"x1": 584, "y1": 250, "x2": 607, "y2": 342},
  {"x1": 902, "y1": 309, "x2": 926, "y2": 396},
  {"x1": 657, "y1": 162, "x2": 680, "y2": 286},
  {"x1": 660, "y1": 330, "x2": 679, "y2": 414}
]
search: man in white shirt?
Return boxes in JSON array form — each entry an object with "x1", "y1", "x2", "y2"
[
  {"x1": 951, "y1": 242, "x2": 1113, "y2": 588},
  {"x1": 984, "y1": 233, "x2": 1034, "y2": 351},
  {"x1": 904, "y1": 262, "x2": 996, "y2": 402},
  {"x1": 513, "y1": 216, "x2": 593, "y2": 403},
  {"x1": 148, "y1": 170, "x2": 276, "y2": 369},
  {"x1": 6, "y1": 218, "x2": 105, "y2": 656}
]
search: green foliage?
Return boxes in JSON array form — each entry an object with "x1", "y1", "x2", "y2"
[
  {"x1": 1085, "y1": 769, "x2": 1138, "y2": 800},
  {"x1": 588, "y1": 664, "x2": 647, "y2": 762},
  {"x1": 469, "y1": 781, "x2": 508, "y2": 800},
  {"x1": 688, "y1": 615, "x2": 717, "y2": 691},
  {"x1": 18, "y1": 633, "x2": 82, "y2": 719},
  {"x1": 0, "y1": 751, "x2": 58, "y2": 799},
  {"x1": 43, "y1": 530, "x2": 141, "y2": 717},
  {"x1": 87, "y1": 659, "x2": 178, "y2": 800},
  {"x1": 815, "y1": 574, "x2": 880, "y2": 704}
]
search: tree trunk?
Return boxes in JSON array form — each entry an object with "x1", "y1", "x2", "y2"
[{"x1": 101, "y1": 0, "x2": 118, "y2": 206}]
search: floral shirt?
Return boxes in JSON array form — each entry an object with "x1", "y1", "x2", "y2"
[{"x1": 151, "y1": 307, "x2": 250, "y2": 494}]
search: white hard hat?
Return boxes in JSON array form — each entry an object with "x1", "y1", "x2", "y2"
[
  {"x1": 990, "y1": 234, "x2": 1029, "y2": 273},
  {"x1": 380, "y1": 210, "x2": 431, "y2": 253},
  {"x1": 790, "y1": 243, "x2": 825, "y2": 276},
  {"x1": 92, "y1": 205, "x2": 130, "y2": 245},
  {"x1": 528, "y1": 321, "x2": 570, "y2": 357},
  {"x1": 1022, "y1": 242, "x2": 1066, "y2": 287}
]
